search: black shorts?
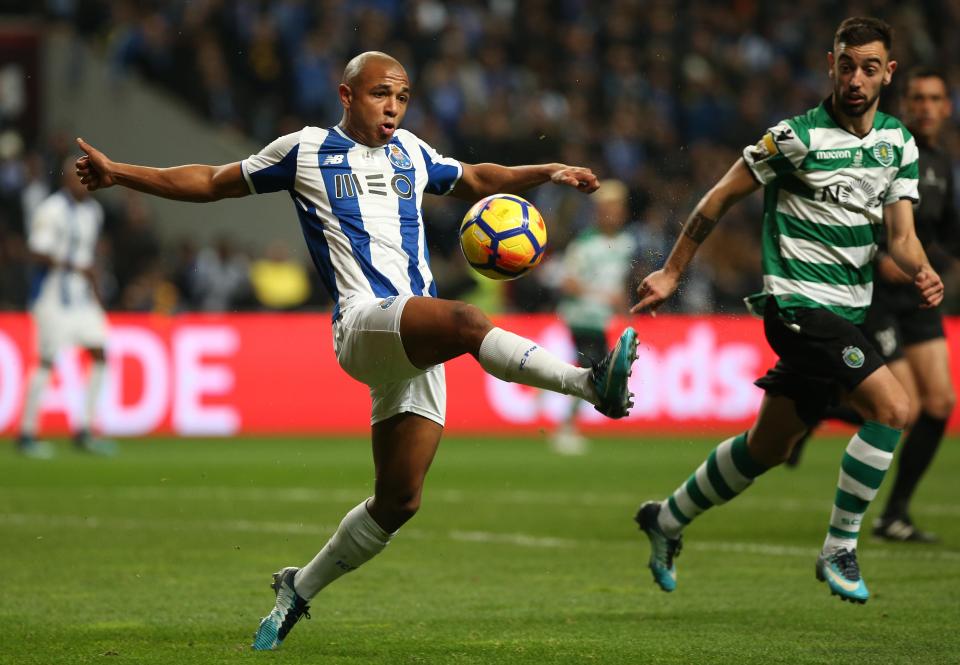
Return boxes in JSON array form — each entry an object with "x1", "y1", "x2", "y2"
[
  {"x1": 754, "y1": 300, "x2": 885, "y2": 426},
  {"x1": 570, "y1": 328, "x2": 608, "y2": 368},
  {"x1": 862, "y1": 286, "x2": 944, "y2": 362}
]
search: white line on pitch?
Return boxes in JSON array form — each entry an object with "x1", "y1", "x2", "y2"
[
  {"x1": 16, "y1": 485, "x2": 960, "y2": 518},
  {"x1": 1, "y1": 512, "x2": 959, "y2": 563}
]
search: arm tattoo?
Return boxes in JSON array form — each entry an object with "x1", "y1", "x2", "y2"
[{"x1": 682, "y1": 212, "x2": 718, "y2": 243}]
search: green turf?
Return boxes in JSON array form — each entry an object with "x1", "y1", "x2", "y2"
[{"x1": 2, "y1": 434, "x2": 958, "y2": 664}]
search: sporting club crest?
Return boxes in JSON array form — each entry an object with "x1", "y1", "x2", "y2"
[
  {"x1": 872, "y1": 141, "x2": 894, "y2": 167},
  {"x1": 842, "y1": 345, "x2": 865, "y2": 369},
  {"x1": 387, "y1": 144, "x2": 412, "y2": 169}
]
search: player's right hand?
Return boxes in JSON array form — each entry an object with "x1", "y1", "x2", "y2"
[
  {"x1": 631, "y1": 269, "x2": 680, "y2": 314},
  {"x1": 75, "y1": 138, "x2": 115, "y2": 191},
  {"x1": 915, "y1": 267, "x2": 944, "y2": 309}
]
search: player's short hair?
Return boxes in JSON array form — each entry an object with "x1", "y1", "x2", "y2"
[
  {"x1": 903, "y1": 66, "x2": 951, "y2": 94},
  {"x1": 594, "y1": 179, "x2": 628, "y2": 205},
  {"x1": 342, "y1": 51, "x2": 403, "y2": 86},
  {"x1": 834, "y1": 17, "x2": 893, "y2": 53}
]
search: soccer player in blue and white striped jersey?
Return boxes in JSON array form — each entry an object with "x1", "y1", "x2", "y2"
[{"x1": 75, "y1": 51, "x2": 638, "y2": 649}]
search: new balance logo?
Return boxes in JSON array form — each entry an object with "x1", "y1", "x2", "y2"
[{"x1": 323, "y1": 154, "x2": 345, "y2": 165}]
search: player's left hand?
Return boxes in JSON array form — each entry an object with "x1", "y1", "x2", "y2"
[
  {"x1": 915, "y1": 267, "x2": 944, "y2": 308},
  {"x1": 550, "y1": 165, "x2": 599, "y2": 193},
  {"x1": 75, "y1": 138, "x2": 116, "y2": 191}
]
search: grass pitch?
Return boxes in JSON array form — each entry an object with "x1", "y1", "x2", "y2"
[{"x1": 2, "y1": 434, "x2": 958, "y2": 664}]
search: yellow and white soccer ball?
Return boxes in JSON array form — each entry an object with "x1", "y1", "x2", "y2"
[{"x1": 459, "y1": 194, "x2": 548, "y2": 280}]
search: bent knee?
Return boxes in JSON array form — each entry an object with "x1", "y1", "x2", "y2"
[
  {"x1": 921, "y1": 390, "x2": 956, "y2": 421},
  {"x1": 452, "y1": 302, "x2": 492, "y2": 347},
  {"x1": 373, "y1": 491, "x2": 423, "y2": 526},
  {"x1": 871, "y1": 397, "x2": 911, "y2": 431}
]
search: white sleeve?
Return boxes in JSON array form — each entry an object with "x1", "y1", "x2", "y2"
[
  {"x1": 884, "y1": 135, "x2": 920, "y2": 205},
  {"x1": 742, "y1": 121, "x2": 808, "y2": 185},
  {"x1": 241, "y1": 130, "x2": 302, "y2": 194},
  {"x1": 413, "y1": 135, "x2": 463, "y2": 195}
]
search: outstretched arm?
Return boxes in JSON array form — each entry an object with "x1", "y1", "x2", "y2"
[
  {"x1": 631, "y1": 158, "x2": 760, "y2": 313},
  {"x1": 884, "y1": 199, "x2": 944, "y2": 308},
  {"x1": 75, "y1": 138, "x2": 250, "y2": 202},
  {"x1": 450, "y1": 162, "x2": 599, "y2": 200}
]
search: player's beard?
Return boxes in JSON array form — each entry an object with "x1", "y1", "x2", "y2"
[{"x1": 836, "y1": 88, "x2": 880, "y2": 117}]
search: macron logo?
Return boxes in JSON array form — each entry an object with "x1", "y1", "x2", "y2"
[
  {"x1": 323, "y1": 154, "x2": 345, "y2": 165},
  {"x1": 815, "y1": 149, "x2": 851, "y2": 160},
  {"x1": 519, "y1": 345, "x2": 538, "y2": 371}
]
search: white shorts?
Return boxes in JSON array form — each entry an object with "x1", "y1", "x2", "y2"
[
  {"x1": 32, "y1": 299, "x2": 107, "y2": 362},
  {"x1": 333, "y1": 295, "x2": 446, "y2": 427}
]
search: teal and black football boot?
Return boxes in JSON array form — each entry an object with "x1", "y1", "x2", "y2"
[
  {"x1": 592, "y1": 327, "x2": 638, "y2": 419},
  {"x1": 252, "y1": 567, "x2": 311, "y2": 650},
  {"x1": 635, "y1": 501, "x2": 682, "y2": 592},
  {"x1": 816, "y1": 548, "x2": 869, "y2": 604}
]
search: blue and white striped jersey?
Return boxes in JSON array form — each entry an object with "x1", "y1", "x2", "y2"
[
  {"x1": 241, "y1": 125, "x2": 463, "y2": 319},
  {"x1": 27, "y1": 190, "x2": 104, "y2": 308}
]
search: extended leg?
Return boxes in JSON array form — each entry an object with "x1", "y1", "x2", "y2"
[
  {"x1": 636, "y1": 393, "x2": 805, "y2": 591},
  {"x1": 399, "y1": 297, "x2": 637, "y2": 417}
]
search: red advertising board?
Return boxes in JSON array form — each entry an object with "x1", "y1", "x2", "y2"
[{"x1": 1, "y1": 313, "x2": 957, "y2": 436}]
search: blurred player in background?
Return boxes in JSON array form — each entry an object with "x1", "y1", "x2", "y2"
[
  {"x1": 14, "y1": 158, "x2": 116, "y2": 459},
  {"x1": 551, "y1": 179, "x2": 637, "y2": 455},
  {"x1": 74, "y1": 51, "x2": 638, "y2": 649},
  {"x1": 787, "y1": 68, "x2": 957, "y2": 543},
  {"x1": 631, "y1": 18, "x2": 942, "y2": 604}
]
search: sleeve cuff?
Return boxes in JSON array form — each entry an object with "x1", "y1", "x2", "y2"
[
  {"x1": 240, "y1": 160, "x2": 257, "y2": 194},
  {"x1": 441, "y1": 161, "x2": 463, "y2": 196}
]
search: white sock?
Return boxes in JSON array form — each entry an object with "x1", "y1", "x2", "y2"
[
  {"x1": 293, "y1": 500, "x2": 393, "y2": 599},
  {"x1": 19, "y1": 365, "x2": 51, "y2": 437},
  {"x1": 478, "y1": 328, "x2": 596, "y2": 403},
  {"x1": 79, "y1": 360, "x2": 106, "y2": 433}
]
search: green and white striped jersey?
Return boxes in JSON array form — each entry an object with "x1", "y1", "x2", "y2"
[
  {"x1": 558, "y1": 228, "x2": 636, "y2": 333},
  {"x1": 742, "y1": 99, "x2": 919, "y2": 323}
]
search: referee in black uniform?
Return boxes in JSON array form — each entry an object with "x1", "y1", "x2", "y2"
[{"x1": 868, "y1": 67, "x2": 957, "y2": 542}]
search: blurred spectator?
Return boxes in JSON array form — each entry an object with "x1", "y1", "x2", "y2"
[
  {"x1": 249, "y1": 240, "x2": 312, "y2": 311},
  {"x1": 111, "y1": 191, "x2": 160, "y2": 304},
  {"x1": 0, "y1": 1, "x2": 956, "y2": 315},
  {"x1": 193, "y1": 235, "x2": 253, "y2": 311},
  {"x1": 20, "y1": 151, "x2": 51, "y2": 224},
  {"x1": 0, "y1": 231, "x2": 29, "y2": 309}
]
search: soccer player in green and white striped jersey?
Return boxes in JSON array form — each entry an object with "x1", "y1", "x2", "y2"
[{"x1": 630, "y1": 17, "x2": 944, "y2": 604}]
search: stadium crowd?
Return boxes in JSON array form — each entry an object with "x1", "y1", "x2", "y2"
[{"x1": 1, "y1": 0, "x2": 958, "y2": 314}]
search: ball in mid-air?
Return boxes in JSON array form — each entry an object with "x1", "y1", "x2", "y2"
[{"x1": 459, "y1": 194, "x2": 547, "y2": 280}]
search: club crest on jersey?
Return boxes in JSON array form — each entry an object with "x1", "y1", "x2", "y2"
[
  {"x1": 387, "y1": 144, "x2": 412, "y2": 169},
  {"x1": 379, "y1": 296, "x2": 398, "y2": 309},
  {"x1": 842, "y1": 345, "x2": 865, "y2": 369},
  {"x1": 872, "y1": 141, "x2": 894, "y2": 167}
]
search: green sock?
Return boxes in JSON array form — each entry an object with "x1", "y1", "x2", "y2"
[
  {"x1": 823, "y1": 421, "x2": 901, "y2": 553},
  {"x1": 657, "y1": 433, "x2": 768, "y2": 538}
]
